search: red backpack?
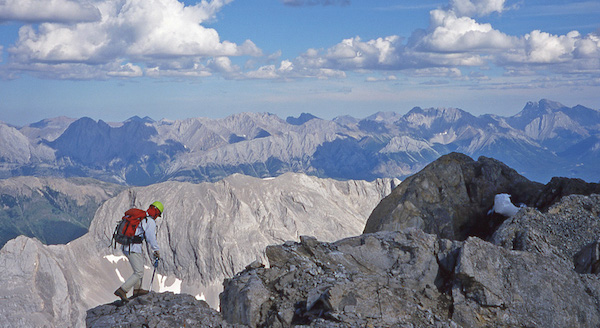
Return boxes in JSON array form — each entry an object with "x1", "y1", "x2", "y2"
[{"x1": 111, "y1": 208, "x2": 148, "y2": 248}]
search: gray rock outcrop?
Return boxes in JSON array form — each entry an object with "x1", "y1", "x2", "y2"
[
  {"x1": 86, "y1": 292, "x2": 246, "y2": 328},
  {"x1": 364, "y1": 152, "x2": 542, "y2": 240},
  {"x1": 220, "y1": 227, "x2": 600, "y2": 327},
  {"x1": 364, "y1": 152, "x2": 600, "y2": 241},
  {"x1": 492, "y1": 194, "x2": 600, "y2": 264},
  {"x1": 218, "y1": 153, "x2": 600, "y2": 328}
]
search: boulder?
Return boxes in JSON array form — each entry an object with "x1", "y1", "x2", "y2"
[
  {"x1": 364, "y1": 153, "x2": 600, "y2": 242},
  {"x1": 221, "y1": 230, "x2": 459, "y2": 327},
  {"x1": 364, "y1": 153, "x2": 542, "y2": 240},
  {"x1": 453, "y1": 237, "x2": 600, "y2": 327}
]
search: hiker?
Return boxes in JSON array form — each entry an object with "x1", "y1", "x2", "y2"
[{"x1": 114, "y1": 201, "x2": 163, "y2": 302}]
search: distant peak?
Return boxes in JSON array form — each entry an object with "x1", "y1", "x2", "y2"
[
  {"x1": 364, "y1": 111, "x2": 402, "y2": 122},
  {"x1": 522, "y1": 99, "x2": 565, "y2": 113},
  {"x1": 126, "y1": 116, "x2": 155, "y2": 123},
  {"x1": 286, "y1": 113, "x2": 319, "y2": 125}
]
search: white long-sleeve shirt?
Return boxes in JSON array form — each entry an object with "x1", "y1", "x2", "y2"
[{"x1": 121, "y1": 217, "x2": 159, "y2": 255}]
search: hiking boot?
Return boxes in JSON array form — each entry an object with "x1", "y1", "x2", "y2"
[
  {"x1": 133, "y1": 289, "x2": 149, "y2": 297},
  {"x1": 114, "y1": 287, "x2": 129, "y2": 302}
]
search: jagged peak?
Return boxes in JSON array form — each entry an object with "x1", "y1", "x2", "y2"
[
  {"x1": 286, "y1": 113, "x2": 320, "y2": 125},
  {"x1": 125, "y1": 116, "x2": 155, "y2": 124},
  {"x1": 364, "y1": 111, "x2": 402, "y2": 122},
  {"x1": 518, "y1": 99, "x2": 566, "y2": 116},
  {"x1": 332, "y1": 115, "x2": 359, "y2": 126}
]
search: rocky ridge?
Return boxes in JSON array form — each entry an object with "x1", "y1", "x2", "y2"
[
  {"x1": 87, "y1": 153, "x2": 600, "y2": 327},
  {"x1": 221, "y1": 226, "x2": 600, "y2": 327}
]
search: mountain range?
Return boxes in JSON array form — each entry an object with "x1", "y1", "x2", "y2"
[{"x1": 1, "y1": 99, "x2": 598, "y2": 185}]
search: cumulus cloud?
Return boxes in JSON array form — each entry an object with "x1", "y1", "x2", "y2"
[
  {"x1": 294, "y1": 36, "x2": 404, "y2": 71},
  {"x1": 5, "y1": 0, "x2": 261, "y2": 79},
  {"x1": 2, "y1": 0, "x2": 599, "y2": 82},
  {"x1": 448, "y1": 0, "x2": 506, "y2": 17},
  {"x1": 282, "y1": 0, "x2": 350, "y2": 6},
  {"x1": 498, "y1": 30, "x2": 596, "y2": 64},
  {"x1": 0, "y1": 0, "x2": 101, "y2": 23},
  {"x1": 268, "y1": 0, "x2": 599, "y2": 81},
  {"x1": 418, "y1": 9, "x2": 515, "y2": 52}
]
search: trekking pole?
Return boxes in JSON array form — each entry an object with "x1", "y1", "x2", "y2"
[{"x1": 149, "y1": 258, "x2": 159, "y2": 292}]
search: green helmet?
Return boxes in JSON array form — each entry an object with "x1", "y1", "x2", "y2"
[{"x1": 151, "y1": 201, "x2": 164, "y2": 214}]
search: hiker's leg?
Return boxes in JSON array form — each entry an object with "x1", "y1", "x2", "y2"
[{"x1": 121, "y1": 252, "x2": 145, "y2": 292}]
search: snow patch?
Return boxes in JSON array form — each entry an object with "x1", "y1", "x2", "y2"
[
  {"x1": 104, "y1": 254, "x2": 127, "y2": 264},
  {"x1": 490, "y1": 193, "x2": 521, "y2": 217},
  {"x1": 156, "y1": 273, "x2": 182, "y2": 293},
  {"x1": 195, "y1": 293, "x2": 206, "y2": 301},
  {"x1": 115, "y1": 269, "x2": 125, "y2": 283}
]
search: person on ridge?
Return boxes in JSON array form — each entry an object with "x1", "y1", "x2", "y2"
[{"x1": 114, "y1": 201, "x2": 163, "y2": 302}]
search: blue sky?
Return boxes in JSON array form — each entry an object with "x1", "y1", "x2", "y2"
[{"x1": 0, "y1": 0, "x2": 599, "y2": 126}]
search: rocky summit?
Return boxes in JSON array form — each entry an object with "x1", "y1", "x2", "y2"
[
  {"x1": 86, "y1": 153, "x2": 600, "y2": 327},
  {"x1": 364, "y1": 152, "x2": 600, "y2": 241}
]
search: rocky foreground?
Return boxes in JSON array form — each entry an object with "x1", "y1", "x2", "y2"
[{"x1": 87, "y1": 153, "x2": 600, "y2": 327}]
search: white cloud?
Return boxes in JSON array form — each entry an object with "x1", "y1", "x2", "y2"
[
  {"x1": 448, "y1": 0, "x2": 506, "y2": 17},
  {"x1": 272, "y1": 0, "x2": 599, "y2": 82},
  {"x1": 0, "y1": 0, "x2": 101, "y2": 23},
  {"x1": 412, "y1": 67, "x2": 462, "y2": 78},
  {"x1": 2, "y1": 0, "x2": 599, "y2": 83},
  {"x1": 295, "y1": 36, "x2": 403, "y2": 71},
  {"x1": 365, "y1": 75, "x2": 397, "y2": 82},
  {"x1": 6, "y1": 0, "x2": 261, "y2": 79},
  {"x1": 498, "y1": 30, "x2": 600, "y2": 67},
  {"x1": 419, "y1": 9, "x2": 515, "y2": 52},
  {"x1": 107, "y1": 62, "x2": 143, "y2": 77}
]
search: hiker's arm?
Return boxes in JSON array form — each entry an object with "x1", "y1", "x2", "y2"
[{"x1": 144, "y1": 219, "x2": 160, "y2": 252}]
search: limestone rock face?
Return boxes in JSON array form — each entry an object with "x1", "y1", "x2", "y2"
[
  {"x1": 364, "y1": 152, "x2": 542, "y2": 240},
  {"x1": 0, "y1": 173, "x2": 394, "y2": 328},
  {"x1": 0, "y1": 237, "x2": 78, "y2": 327},
  {"x1": 220, "y1": 229, "x2": 600, "y2": 328}
]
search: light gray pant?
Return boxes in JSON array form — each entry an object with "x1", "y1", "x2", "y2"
[{"x1": 121, "y1": 252, "x2": 145, "y2": 292}]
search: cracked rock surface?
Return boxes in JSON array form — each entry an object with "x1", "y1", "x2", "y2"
[
  {"x1": 86, "y1": 292, "x2": 248, "y2": 328},
  {"x1": 221, "y1": 227, "x2": 600, "y2": 327}
]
